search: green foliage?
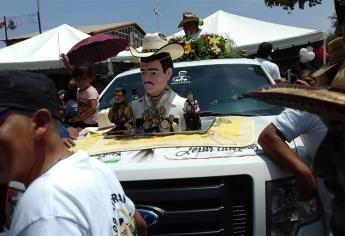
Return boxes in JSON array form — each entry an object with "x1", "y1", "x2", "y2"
[
  {"x1": 327, "y1": 12, "x2": 338, "y2": 44},
  {"x1": 264, "y1": 0, "x2": 322, "y2": 10},
  {"x1": 173, "y1": 34, "x2": 240, "y2": 61},
  {"x1": 329, "y1": 12, "x2": 338, "y2": 30}
]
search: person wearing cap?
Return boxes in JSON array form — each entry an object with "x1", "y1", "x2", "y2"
[
  {"x1": 178, "y1": 11, "x2": 202, "y2": 39},
  {"x1": 0, "y1": 71, "x2": 146, "y2": 235},
  {"x1": 254, "y1": 42, "x2": 281, "y2": 81},
  {"x1": 129, "y1": 32, "x2": 186, "y2": 133}
]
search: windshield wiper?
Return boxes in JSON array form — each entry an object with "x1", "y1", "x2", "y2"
[{"x1": 200, "y1": 111, "x2": 225, "y2": 116}]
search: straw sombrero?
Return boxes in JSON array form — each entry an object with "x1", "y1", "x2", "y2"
[
  {"x1": 241, "y1": 61, "x2": 345, "y2": 121},
  {"x1": 178, "y1": 12, "x2": 200, "y2": 28},
  {"x1": 129, "y1": 33, "x2": 184, "y2": 61}
]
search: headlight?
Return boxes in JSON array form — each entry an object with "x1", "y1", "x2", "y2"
[{"x1": 266, "y1": 177, "x2": 323, "y2": 236}]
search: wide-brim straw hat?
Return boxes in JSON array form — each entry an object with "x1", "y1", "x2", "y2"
[
  {"x1": 241, "y1": 62, "x2": 345, "y2": 121},
  {"x1": 312, "y1": 63, "x2": 339, "y2": 86},
  {"x1": 178, "y1": 11, "x2": 200, "y2": 28},
  {"x1": 129, "y1": 33, "x2": 184, "y2": 61}
]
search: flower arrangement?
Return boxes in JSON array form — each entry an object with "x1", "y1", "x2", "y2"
[{"x1": 172, "y1": 33, "x2": 239, "y2": 61}]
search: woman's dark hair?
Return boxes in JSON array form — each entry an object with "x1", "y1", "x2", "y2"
[
  {"x1": 140, "y1": 52, "x2": 174, "y2": 73},
  {"x1": 72, "y1": 64, "x2": 95, "y2": 81},
  {"x1": 64, "y1": 86, "x2": 77, "y2": 101},
  {"x1": 297, "y1": 61, "x2": 314, "y2": 75},
  {"x1": 115, "y1": 87, "x2": 126, "y2": 96}
]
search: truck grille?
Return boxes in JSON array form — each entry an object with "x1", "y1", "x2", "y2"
[{"x1": 121, "y1": 175, "x2": 253, "y2": 236}]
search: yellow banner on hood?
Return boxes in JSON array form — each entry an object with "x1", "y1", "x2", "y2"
[{"x1": 72, "y1": 116, "x2": 254, "y2": 155}]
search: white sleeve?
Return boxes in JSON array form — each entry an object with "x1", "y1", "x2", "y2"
[
  {"x1": 272, "y1": 109, "x2": 307, "y2": 142},
  {"x1": 194, "y1": 100, "x2": 200, "y2": 112},
  {"x1": 125, "y1": 193, "x2": 136, "y2": 216},
  {"x1": 272, "y1": 64, "x2": 281, "y2": 80},
  {"x1": 15, "y1": 217, "x2": 88, "y2": 236}
]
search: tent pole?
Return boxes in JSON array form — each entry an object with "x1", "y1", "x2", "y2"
[
  {"x1": 107, "y1": 59, "x2": 113, "y2": 76},
  {"x1": 37, "y1": 0, "x2": 42, "y2": 34},
  {"x1": 323, "y1": 32, "x2": 327, "y2": 65},
  {"x1": 57, "y1": 32, "x2": 62, "y2": 69},
  {"x1": 4, "y1": 16, "x2": 8, "y2": 46}
]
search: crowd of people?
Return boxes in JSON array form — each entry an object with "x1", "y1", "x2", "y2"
[
  {"x1": 0, "y1": 13, "x2": 193, "y2": 235},
  {"x1": 0, "y1": 1, "x2": 345, "y2": 235}
]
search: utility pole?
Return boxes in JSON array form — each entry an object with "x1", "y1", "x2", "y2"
[
  {"x1": 4, "y1": 16, "x2": 8, "y2": 46},
  {"x1": 153, "y1": 0, "x2": 160, "y2": 32},
  {"x1": 37, "y1": 0, "x2": 42, "y2": 33}
]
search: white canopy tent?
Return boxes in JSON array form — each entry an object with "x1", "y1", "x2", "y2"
[
  {"x1": 115, "y1": 10, "x2": 326, "y2": 63},
  {"x1": 0, "y1": 24, "x2": 90, "y2": 70},
  {"x1": 173, "y1": 10, "x2": 326, "y2": 56},
  {"x1": 110, "y1": 47, "x2": 141, "y2": 63}
]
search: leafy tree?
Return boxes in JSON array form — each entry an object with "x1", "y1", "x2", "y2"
[
  {"x1": 264, "y1": 0, "x2": 322, "y2": 10},
  {"x1": 329, "y1": 12, "x2": 337, "y2": 30},
  {"x1": 327, "y1": 12, "x2": 338, "y2": 43}
]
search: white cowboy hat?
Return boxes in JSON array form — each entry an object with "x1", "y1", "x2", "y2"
[
  {"x1": 96, "y1": 108, "x2": 115, "y2": 132},
  {"x1": 129, "y1": 33, "x2": 184, "y2": 61}
]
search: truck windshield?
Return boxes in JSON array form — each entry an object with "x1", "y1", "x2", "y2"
[{"x1": 99, "y1": 63, "x2": 283, "y2": 116}]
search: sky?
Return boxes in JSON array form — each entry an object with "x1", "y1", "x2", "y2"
[{"x1": 0, "y1": 0, "x2": 335, "y2": 48}]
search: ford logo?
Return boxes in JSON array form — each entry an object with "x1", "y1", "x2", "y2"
[{"x1": 137, "y1": 205, "x2": 165, "y2": 227}]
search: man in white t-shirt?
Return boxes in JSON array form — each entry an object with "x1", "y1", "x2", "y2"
[
  {"x1": 254, "y1": 42, "x2": 281, "y2": 81},
  {"x1": 0, "y1": 71, "x2": 146, "y2": 235},
  {"x1": 258, "y1": 108, "x2": 332, "y2": 233}
]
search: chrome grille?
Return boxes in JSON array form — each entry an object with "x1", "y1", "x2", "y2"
[{"x1": 121, "y1": 175, "x2": 253, "y2": 235}]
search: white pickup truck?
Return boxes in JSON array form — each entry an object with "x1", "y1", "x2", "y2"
[{"x1": 85, "y1": 59, "x2": 326, "y2": 235}]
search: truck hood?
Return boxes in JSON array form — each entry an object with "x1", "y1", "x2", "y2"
[{"x1": 80, "y1": 115, "x2": 299, "y2": 181}]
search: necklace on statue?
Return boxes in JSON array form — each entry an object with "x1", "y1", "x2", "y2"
[
  {"x1": 144, "y1": 88, "x2": 170, "y2": 109},
  {"x1": 142, "y1": 88, "x2": 172, "y2": 130}
]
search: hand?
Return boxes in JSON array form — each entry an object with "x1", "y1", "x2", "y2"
[
  {"x1": 79, "y1": 111, "x2": 88, "y2": 121},
  {"x1": 67, "y1": 127, "x2": 79, "y2": 138},
  {"x1": 295, "y1": 79, "x2": 312, "y2": 87},
  {"x1": 295, "y1": 166, "x2": 317, "y2": 201},
  {"x1": 134, "y1": 210, "x2": 147, "y2": 236},
  {"x1": 60, "y1": 53, "x2": 69, "y2": 64},
  {"x1": 60, "y1": 53, "x2": 73, "y2": 75},
  {"x1": 274, "y1": 79, "x2": 287, "y2": 84},
  {"x1": 62, "y1": 137, "x2": 76, "y2": 149}
]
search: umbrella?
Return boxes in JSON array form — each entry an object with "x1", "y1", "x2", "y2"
[{"x1": 67, "y1": 33, "x2": 129, "y2": 65}]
